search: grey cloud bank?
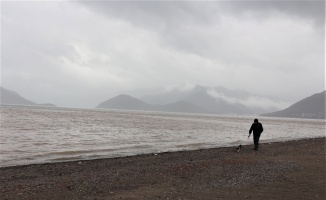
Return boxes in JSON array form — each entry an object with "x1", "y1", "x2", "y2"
[{"x1": 1, "y1": 1, "x2": 325, "y2": 108}]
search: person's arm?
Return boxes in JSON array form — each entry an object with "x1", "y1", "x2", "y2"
[{"x1": 248, "y1": 124, "x2": 253, "y2": 138}]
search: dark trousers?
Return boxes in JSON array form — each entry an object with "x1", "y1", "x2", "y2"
[{"x1": 253, "y1": 133, "x2": 261, "y2": 149}]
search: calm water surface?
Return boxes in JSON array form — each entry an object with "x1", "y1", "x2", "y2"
[{"x1": 0, "y1": 105, "x2": 325, "y2": 167}]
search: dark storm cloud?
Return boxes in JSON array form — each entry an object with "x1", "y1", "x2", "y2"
[
  {"x1": 78, "y1": 0, "x2": 326, "y2": 104},
  {"x1": 80, "y1": 1, "x2": 324, "y2": 26},
  {"x1": 224, "y1": 0, "x2": 325, "y2": 25},
  {"x1": 79, "y1": 1, "x2": 324, "y2": 60}
]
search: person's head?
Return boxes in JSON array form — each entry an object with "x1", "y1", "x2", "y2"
[{"x1": 254, "y1": 118, "x2": 258, "y2": 123}]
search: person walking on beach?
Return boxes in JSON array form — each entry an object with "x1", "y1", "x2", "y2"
[{"x1": 248, "y1": 118, "x2": 263, "y2": 150}]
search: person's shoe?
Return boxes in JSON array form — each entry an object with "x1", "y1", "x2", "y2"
[{"x1": 253, "y1": 148, "x2": 258, "y2": 151}]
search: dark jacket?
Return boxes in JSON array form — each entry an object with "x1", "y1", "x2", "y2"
[{"x1": 249, "y1": 122, "x2": 263, "y2": 135}]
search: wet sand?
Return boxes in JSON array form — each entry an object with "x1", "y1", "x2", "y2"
[{"x1": 1, "y1": 137, "x2": 325, "y2": 200}]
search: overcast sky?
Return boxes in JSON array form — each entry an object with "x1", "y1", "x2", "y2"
[{"x1": 1, "y1": 0, "x2": 325, "y2": 108}]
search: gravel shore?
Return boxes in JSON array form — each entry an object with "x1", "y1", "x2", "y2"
[{"x1": 1, "y1": 138, "x2": 325, "y2": 200}]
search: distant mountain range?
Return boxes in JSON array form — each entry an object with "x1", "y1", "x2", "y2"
[
  {"x1": 3, "y1": 86, "x2": 324, "y2": 119},
  {"x1": 0, "y1": 87, "x2": 55, "y2": 107},
  {"x1": 97, "y1": 85, "x2": 289, "y2": 115},
  {"x1": 96, "y1": 94, "x2": 208, "y2": 114},
  {"x1": 261, "y1": 91, "x2": 325, "y2": 119}
]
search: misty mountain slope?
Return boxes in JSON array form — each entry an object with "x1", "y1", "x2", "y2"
[
  {"x1": 96, "y1": 94, "x2": 210, "y2": 114},
  {"x1": 262, "y1": 91, "x2": 325, "y2": 119},
  {"x1": 184, "y1": 87, "x2": 253, "y2": 115},
  {"x1": 0, "y1": 87, "x2": 36, "y2": 105},
  {"x1": 139, "y1": 85, "x2": 206, "y2": 105},
  {"x1": 0, "y1": 87, "x2": 56, "y2": 107},
  {"x1": 163, "y1": 101, "x2": 209, "y2": 113},
  {"x1": 140, "y1": 85, "x2": 285, "y2": 115},
  {"x1": 96, "y1": 94, "x2": 157, "y2": 111},
  {"x1": 212, "y1": 86, "x2": 251, "y2": 99}
]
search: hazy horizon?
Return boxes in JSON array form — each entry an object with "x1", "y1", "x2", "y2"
[{"x1": 1, "y1": 1, "x2": 325, "y2": 108}]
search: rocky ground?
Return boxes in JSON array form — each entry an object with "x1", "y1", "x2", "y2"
[{"x1": 0, "y1": 138, "x2": 325, "y2": 200}]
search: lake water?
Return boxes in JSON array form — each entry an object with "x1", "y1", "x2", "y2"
[{"x1": 0, "y1": 105, "x2": 325, "y2": 167}]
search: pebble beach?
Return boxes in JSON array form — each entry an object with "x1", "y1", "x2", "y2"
[{"x1": 1, "y1": 137, "x2": 325, "y2": 200}]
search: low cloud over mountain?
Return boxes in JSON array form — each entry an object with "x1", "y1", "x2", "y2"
[
  {"x1": 98, "y1": 85, "x2": 290, "y2": 115},
  {"x1": 140, "y1": 85, "x2": 289, "y2": 115},
  {"x1": 96, "y1": 94, "x2": 208, "y2": 114},
  {"x1": 206, "y1": 89, "x2": 289, "y2": 111}
]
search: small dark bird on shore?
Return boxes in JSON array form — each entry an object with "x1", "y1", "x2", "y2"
[{"x1": 236, "y1": 145, "x2": 242, "y2": 152}]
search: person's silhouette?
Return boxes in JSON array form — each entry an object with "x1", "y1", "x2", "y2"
[{"x1": 248, "y1": 119, "x2": 263, "y2": 150}]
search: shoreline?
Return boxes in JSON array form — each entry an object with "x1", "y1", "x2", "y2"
[
  {"x1": 1, "y1": 136, "x2": 325, "y2": 169},
  {"x1": 1, "y1": 137, "x2": 325, "y2": 199}
]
